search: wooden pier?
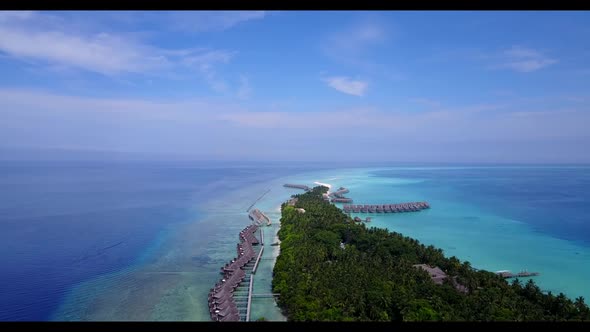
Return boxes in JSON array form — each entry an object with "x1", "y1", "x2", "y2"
[
  {"x1": 283, "y1": 184, "x2": 310, "y2": 191},
  {"x1": 496, "y1": 270, "x2": 540, "y2": 279},
  {"x1": 245, "y1": 275, "x2": 254, "y2": 322},
  {"x1": 327, "y1": 187, "x2": 353, "y2": 203},
  {"x1": 246, "y1": 189, "x2": 271, "y2": 212},
  {"x1": 342, "y1": 202, "x2": 430, "y2": 214},
  {"x1": 252, "y1": 246, "x2": 264, "y2": 274}
]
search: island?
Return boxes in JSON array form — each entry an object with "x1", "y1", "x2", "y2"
[{"x1": 272, "y1": 185, "x2": 590, "y2": 321}]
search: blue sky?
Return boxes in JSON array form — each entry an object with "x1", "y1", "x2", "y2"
[{"x1": 0, "y1": 11, "x2": 589, "y2": 162}]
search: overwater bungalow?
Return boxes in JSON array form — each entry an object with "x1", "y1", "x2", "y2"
[
  {"x1": 331, "y1": 198, "x2": 353, "y2": 203},
  {"x1": 209, "y1": 223, "x2": 261, "y2": 322}
]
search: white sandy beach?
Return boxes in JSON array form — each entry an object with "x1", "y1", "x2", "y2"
[{"x1": 313, "y1": 181, "x2": 332, "y2": 194}]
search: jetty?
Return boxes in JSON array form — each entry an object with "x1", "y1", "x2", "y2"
[
  {"x1": 208, "y1": 224, "x2": 261, "y2": 322},
  {"x1": 495, "y1": 270, "x2": 540, "y2": 279},
  {"x1": 246, "y1": 189, "x2": 271, "y2": 212},
  {"x1": 283, "y1": 184, "x2": 310, "y2": 191},
  {"x1": 249, "y1": 208, "x2": 272, "y2": 226},
  {"x1": 327, "y1": 187, "x2": 353, "y2": 203},
  {"x1": 329, "y1": 187, "x2": 350, "y2": 198},
  {"x1": 342, "y1": 202, "x2": 430, "y2": 214}
]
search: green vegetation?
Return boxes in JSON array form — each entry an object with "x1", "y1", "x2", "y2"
[{"x1": 272, "y1": 186, "x2": 590, "y2": 321}]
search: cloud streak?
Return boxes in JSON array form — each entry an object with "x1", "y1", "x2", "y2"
[
  {"x1": 1, "y1": 88, "x2": 588, "y2": 162},
  {"x1": 323, "y1": 76, "x2": 368, "y2": 96},
  {"x1": 495, "y1": 46, "x2": 557, "y2": 72},
  {"x1": 0, "y1": 27, "x2": 167, "y2": 75},
  {"x1": 0, "y1": 11, "x2": 243, "y2": 93}
]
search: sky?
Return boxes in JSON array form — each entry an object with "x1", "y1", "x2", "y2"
[{"x1": 0, "y1": 10, "x2": 589, "y2": 163}]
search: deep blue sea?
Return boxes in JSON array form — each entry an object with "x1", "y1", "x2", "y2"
[
  {"x1": 1, "y1": 162, "x2": 589, "y2": 321},
  {"x1": 0, "y1": 160, "x2": 317, "y2": 321}
]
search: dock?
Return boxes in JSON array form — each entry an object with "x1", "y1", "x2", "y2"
[
  {"x1": 252, "y1": 246, "x2": 264, "y2": 274},
  {"x1": 496, "y1": 270, "x2": 540, "y2": 279},
  {"x1": 342, "y1": 202, "x2": 430, "y2": 214},
  {"x1": 246, "y1": 189, "x2": 271, "y2": 212},
  {"x1": 245, "y1": 276, "x2": 254, "y2": 322},
  {"x1": 327, "y1": 187, "x2": 353, "y2": 203},
  {"x1": 246, "y1": 231, "x2": 265, "y2": 321},
  {"x1": 283, "y1": 184, "x2": 310, "y2": 191},
  {"x1": 329, "y1": 187, "x2": 350, "y2": 198}
]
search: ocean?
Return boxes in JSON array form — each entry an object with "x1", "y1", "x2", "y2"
[{"x1": 1, "y1": 161, "x2": 589, "y2": 321}]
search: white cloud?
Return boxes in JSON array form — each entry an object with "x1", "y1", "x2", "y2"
[
  {"x1": 496, "y1": 46, "x2": 557, "y2": 73},
  {"x1": 180, "y1": 50, "x2": 234, "y2": 65},
  {"x1": 178, "y1": 49, "x2": 235, "y2": 92},
  {"x1": 1, "y1": 89, "x2": 589, "y2": 162},
  {"x1": 0, "y1": 27, "x2": 168, "y2": 75},
  {"x1": 217, "y1": 101, "x2": 590, "y2": 146},
  {"x1": 53, "y1": 11, "x2": 266, "y2": 35},
  {"x1": 323, "y1": 76, "x2": 368, "y2": 96},
  {"x1": 0, "y1": 11, "x2": 237, "y2": 91},
  {"x1": 0, "y1": 88, "x2": 233, "y2": 119}
]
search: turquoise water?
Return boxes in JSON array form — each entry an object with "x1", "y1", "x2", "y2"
[
  {"x1": 2, "y1": 162, "x2": 589, "y2": 321},
  {"x1": 283, "y1": 167, "x2": 590, "y2": 301}
]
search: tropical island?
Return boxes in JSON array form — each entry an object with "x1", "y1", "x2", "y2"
[{"x1": 272, "y1": 186, "x2": 590, "y2": 321}]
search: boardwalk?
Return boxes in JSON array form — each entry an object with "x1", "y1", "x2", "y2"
[
  {"x1": 249, "y1": 208, "x2": 271, "y2": 226},
  {"x1": 342, "y1": 202, "x2": 430, "y2": 214},
  {"x1": 245, "y1": 276, "x2": 254, "y2": 321},
  {"x1": 496, "y1": 270, "x2": 540, "y2": 278}
]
